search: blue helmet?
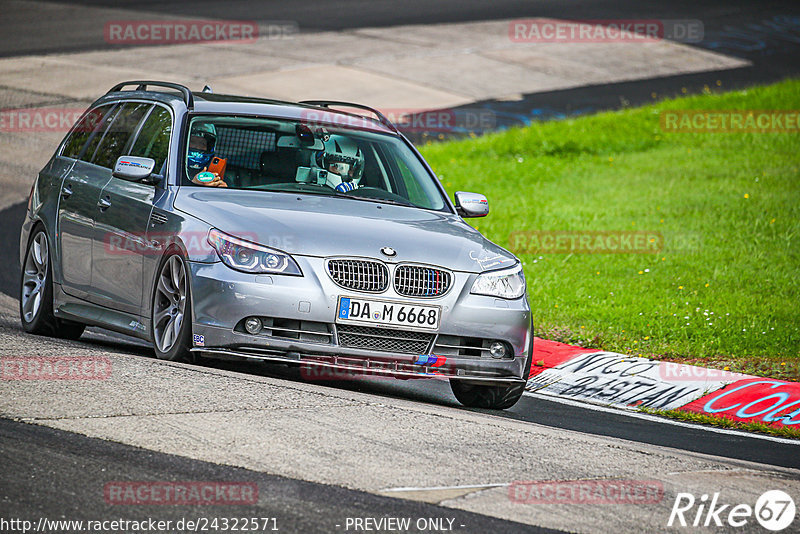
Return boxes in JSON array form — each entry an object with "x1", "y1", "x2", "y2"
[{"x1": 187, "y1": 123, "x2": 216, "y2": 172}]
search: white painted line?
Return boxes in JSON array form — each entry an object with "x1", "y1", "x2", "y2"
[
  {"x1": 379, "y1": 483, "x2": 508, "y2": 493},
  {"x1": 523, "y1": 391, "x2": 800, "y2": 446}
]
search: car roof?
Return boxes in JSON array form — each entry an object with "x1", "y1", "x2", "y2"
[{"x1": 98, "y1": 83, "x2": 397, "y2": 135}]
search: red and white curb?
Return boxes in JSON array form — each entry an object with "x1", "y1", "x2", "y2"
[{"x1": 525, "y1": 338, "x2": 800, "y2": 429}]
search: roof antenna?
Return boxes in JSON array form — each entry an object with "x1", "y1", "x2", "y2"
[{"x1": 202, "y1": 85, "x2": 213, "y2": 93}]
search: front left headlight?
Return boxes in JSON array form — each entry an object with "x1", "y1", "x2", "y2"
[
  {"x1": 207, "y1": 228, "x2": 302, "y2": 275},
  {"x1": 470, "y1": 263, "x2": 526, "y2": 299}
]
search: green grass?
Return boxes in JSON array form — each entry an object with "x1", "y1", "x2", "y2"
[{"x1": 420, "y1": 79, "x2": 800, "y2": 374}]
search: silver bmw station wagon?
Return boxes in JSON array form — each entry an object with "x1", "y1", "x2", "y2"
[{"x1": 20, "y1": 81, "x2": 533, "y2": 409}]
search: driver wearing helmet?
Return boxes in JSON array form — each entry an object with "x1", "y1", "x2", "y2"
[
  {"x1": 317, "y1": 135, "x2": 364, "y2": 192},
  {"x1": 187, "y1": 123, "x2": 227, "y2": 187}
]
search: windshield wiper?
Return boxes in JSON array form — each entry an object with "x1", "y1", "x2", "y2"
[
  {"x1": 334, "y1": 192, "x2": 417, "y2": 208},
  {"x1": 253, "y1": 183, "x2": 337, "y2": 196}
]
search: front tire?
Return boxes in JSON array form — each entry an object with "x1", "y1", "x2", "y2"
[
  {"x1": 151, "y1": 251, "x2": 192, "y2": 362},
  {"x1": 450, "y1": 380, "x2": 525, "y2": 410},
  {"x1": 19, "y1": 229, "x2": 84, "y2": 340}
]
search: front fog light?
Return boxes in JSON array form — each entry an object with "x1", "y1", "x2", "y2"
[
  {"x1": 489, "y1": 341, "x2": 507, "y2": 359},
  {"x1": 244, "y1": 317, "x2": 262, "y2": 335}
]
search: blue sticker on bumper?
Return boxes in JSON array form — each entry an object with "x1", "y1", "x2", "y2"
[{"x1": 338, "y1": 298, "x2": 351, "y2": 319}]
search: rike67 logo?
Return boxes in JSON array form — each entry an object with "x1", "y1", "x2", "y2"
[{"x1": 668, "y1": 490, "x2": 795, "y2": 531}]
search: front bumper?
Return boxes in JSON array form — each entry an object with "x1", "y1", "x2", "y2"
[{"x1": 189, "y1": 257, "x2": 532, "y2": 384}]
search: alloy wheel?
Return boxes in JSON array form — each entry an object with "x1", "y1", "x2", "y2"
[
  {"x1": 21, "y1": 232, "x2": 49, "y2": 323},
  {"x1": 153, "y1": 255, "x2": 187, "y2": 353}
]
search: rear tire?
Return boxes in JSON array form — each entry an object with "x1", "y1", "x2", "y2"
[
  {"x1": 19, "y1": 229, "x2": 85, "y2": 340},
  {"x1": 151, "y1": 251, "x2": 193, "y2": 362},
  {"x1": 450, "y1": 380, "x2": 525, "y2": 410}
]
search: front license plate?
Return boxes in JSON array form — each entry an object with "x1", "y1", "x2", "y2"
[{"x1": 337, "y1": 297, "x2": 440, "y2": 331}]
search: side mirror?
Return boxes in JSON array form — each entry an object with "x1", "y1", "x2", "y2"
[
  {"x1": 454, "y1": 191, "x2": 489, "y2": 218},
  {"x1": 113, "y1": 156, "x2": 156, "y2": 183},
  {"x1": 141, "y1": 173, "x2": 164, "y2": 186}
]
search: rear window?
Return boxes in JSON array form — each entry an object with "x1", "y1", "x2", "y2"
[{"x1": 216, "y1": 127, "x2": 276, "y2": 170}]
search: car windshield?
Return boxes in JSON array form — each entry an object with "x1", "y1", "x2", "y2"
[{"x1": 182, "y1": 115, "x2": 447, "y2": 211}]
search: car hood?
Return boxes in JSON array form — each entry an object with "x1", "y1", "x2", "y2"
[{"x1": 174, "y1": 188, "x2": 517, "y2": 273}]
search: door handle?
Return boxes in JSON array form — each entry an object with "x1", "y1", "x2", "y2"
[
  {"x1": 61, "y1": 184, "x2": 73, "y2": 199},
  {"x1": 97, "y1": 197, "x2": 112, "y2": 210}
]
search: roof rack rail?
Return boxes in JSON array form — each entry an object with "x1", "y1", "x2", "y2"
[
  {"x1": 299, "y1": 100, "x2": 397, "y2": 132},
  {"x1": 107, "y1": 80, "x2": 194, "y2": 109}
]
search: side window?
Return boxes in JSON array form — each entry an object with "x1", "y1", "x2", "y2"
[
  {"x1": 80, "y1": 104, "x2": 121, "y2": 163},
  {"x1": 90, "y1": 102, "x2": 151, "y2": 169},
  {"x1": 129, "y1": 107, "x2": 172, "y2": 173},
  {"x1": 62, "y1": 105, "x2": 115, "y2": 159}
]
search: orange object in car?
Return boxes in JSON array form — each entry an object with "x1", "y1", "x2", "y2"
[{"x1": 208, "y1": 157, "x2": 227, "y2": 177}]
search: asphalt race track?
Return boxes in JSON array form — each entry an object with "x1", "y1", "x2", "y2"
[
  {"x1": 0, "y1": 419, "x2": 559, "y2": 534},
  {"x1": 1, "y1": 1, "x2": 799, "y2": 532}
]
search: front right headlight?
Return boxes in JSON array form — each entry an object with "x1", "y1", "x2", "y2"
[
  {"x1": 470, "y1": 263, "x2": 526, "y2": 299},
  {"x1": 207, "y1": 228, "x2": 302, "y2": 275}
]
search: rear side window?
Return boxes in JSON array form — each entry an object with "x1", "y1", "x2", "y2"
[
  {"x1": 129, "y1": 107, "x2": 172, "y2": 172},
  {"x1": 91, "y1": 102, "x2": 151, "y2": 169},
  {"x1": 62, "y1": 105, "x2": 114, "y2": 159}
]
